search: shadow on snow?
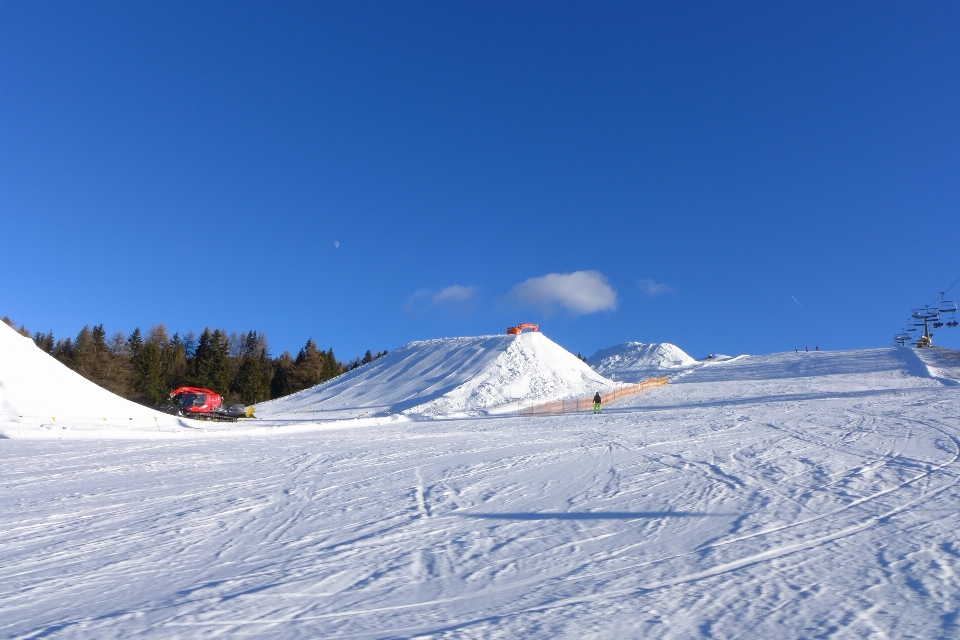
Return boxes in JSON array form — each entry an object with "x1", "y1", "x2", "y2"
[{"x1": 454, "y1": 511, "x2": 735, "y2": 520}]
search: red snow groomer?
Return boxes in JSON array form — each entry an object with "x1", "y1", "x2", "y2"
[{"x1": 166, "y1": 386, "x2": 253, "y2": 421}]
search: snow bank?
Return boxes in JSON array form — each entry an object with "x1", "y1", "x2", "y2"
[
  {"x1": 0, "y1": 321, "x2": 190, "y2": 435},
  {"x1": 256, "y1": 332, "x2": 616, "y2": 419},
  {"x1": 588, "y1": 341, "x2": 696, "y2": 381},
  {"x1": 910, "y1": 346, "x2": 960, "y2": 386}
]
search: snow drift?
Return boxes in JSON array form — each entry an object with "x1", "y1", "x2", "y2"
[
  {"x1": 588, "y1": 341, "x2": 696, "y2": 381},
  {"x1": 0, "y1": 321, "x2": 183, "y2": 430},
  {"x1": 256, "y1": 332, "x2": 616, "y2": 419}
]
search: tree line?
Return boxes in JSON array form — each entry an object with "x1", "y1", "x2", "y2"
[{"x1": 2, "y1": 317, "x2": 386, "y2": 407}]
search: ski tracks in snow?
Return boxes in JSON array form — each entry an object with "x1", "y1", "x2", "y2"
[{"x1": 3, "y1": 355, "x2": 960, "y2": 638}]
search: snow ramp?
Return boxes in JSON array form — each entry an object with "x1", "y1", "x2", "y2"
[
  {"x1": 588, "y1": 341, "x2": 696, "y2": 382},
  {"x1": 0, "y1": 321, "x2": 188, "y2": 433},
  {"x1": 256, "y1": 332, "x2": 617, "y2": 419}
]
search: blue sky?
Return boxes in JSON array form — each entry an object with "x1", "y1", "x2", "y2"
[{"x1": 2, "y1": 1, "x2": 959, "y2": 360}]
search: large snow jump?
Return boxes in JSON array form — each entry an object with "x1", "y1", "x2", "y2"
[
  {"x1": 256, "y1": 331, "x2": 616, "y2": 420},
  {"x1": 0, "y1": 321, "x2": 188, "y2": 433}
]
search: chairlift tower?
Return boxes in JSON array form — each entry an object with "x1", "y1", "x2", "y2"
[
  {"x1": 895, "y1": 288, "x2": 958, "y2": 347},
  {"x1": 911, "y1": 306, "x2": 939, "y2": 348}
]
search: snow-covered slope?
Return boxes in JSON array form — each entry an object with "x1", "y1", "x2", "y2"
[
  {"x1": 5, "y1": 346, "x2": 960, "y2": 638},
  {"x1": 257, "y1": 332, "x2": 616, "y2": 419},
  {"x1": 588, "y1": 341, "x2": 696, "y2": 381},
  {"x1": 914, "y1": 346, "x2": 960, "y2": 385},
  {"x1": 0, "y1": 321, "x2": 183, "y2": 430}
]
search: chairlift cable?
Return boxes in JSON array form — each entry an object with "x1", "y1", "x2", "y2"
[{"x1": 928, "y1": 271, "x2": 960, "y2": 307}]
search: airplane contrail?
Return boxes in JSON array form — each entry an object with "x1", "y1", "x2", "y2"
[{"x1": 791, "y1": 295, "x2": 804, "y2": 310}]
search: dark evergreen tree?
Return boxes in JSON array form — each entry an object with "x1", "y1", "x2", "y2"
[
  {"x1": 33, "y1": 330, "x2": 55, "y2": 353},
  {"x1": 133, "y1": 325, "x2": 169, "y2": 406},
  {"x1": 127, "y1": 328, "x2": 143, "y2": 359},
  {"x1": 293, "y1": 338, "x2": 325, "y2": 390},
  {"x1": 190, "y1": 328, "x2": 231, "y2": 395},
  {"x1": 322, "y1": 347, "x2": 342, "y2": 380},
  {"x1": 72, "y1": 325, "x2": 94, "y2": 373},
  {"x1": 53, "y1": 337, "x2": 74, "y2": 364},
  {"x1": 86, "y1": 324, "x2": 111, "y2": 385},
  {"x1": 101, "y1": 331, "x2": 133, "y2": 397},
  {"x1": 92, "y1": 325, "x2": 107, "y2": 348},
  {"x1": 191, "y1": 328, "x2": 215, "y2": 389},
  {"x1": 270, "y1": 351, "x2": 296, "y2": 399},
  {"x1": 164, "y1": 333, "x2": 189, "y2": 391},
  {"x1": 182, "y1": 330, "x2": 198, "y2": 359},
  {"x1": 231, "y1": 331, "x2": 273, "y2": 404},
  {"x1": 210, "y1": 329, "x2": 232, "y2": 394}
]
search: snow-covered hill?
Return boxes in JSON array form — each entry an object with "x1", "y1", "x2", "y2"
[
  {"x1": 257, "y1": 331, "x2": 617, "y2": 419},
  {"x1": 588, "y1": 341, "x2": 697, "y2": 381}
]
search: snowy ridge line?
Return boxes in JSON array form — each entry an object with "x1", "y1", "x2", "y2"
[{"x1": 519, "y1": 377, "x2": 667, "y2": 416}]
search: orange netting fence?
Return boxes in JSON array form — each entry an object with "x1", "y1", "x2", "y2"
[{"x1": 518, "y1": 377, "x2": 667, "y2": 416}]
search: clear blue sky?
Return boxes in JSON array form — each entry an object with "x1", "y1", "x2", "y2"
[{"x1": 2, "y1": 1, "x2": 959, "y2": 360}]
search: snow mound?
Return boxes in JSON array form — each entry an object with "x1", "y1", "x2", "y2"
[
  {"x1": 0, "y1": 321, "x2": 183, "y2": 430},
  {"x1": 256, "y1": 332, "x2": 616, "y2": 419},
  {"x1": 588, "y1": 341, "x2": 696, "y2": 381}
]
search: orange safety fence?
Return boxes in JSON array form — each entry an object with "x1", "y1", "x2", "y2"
[{"x1": 518, "y1": 377, "x2": 667, "y2": 416}]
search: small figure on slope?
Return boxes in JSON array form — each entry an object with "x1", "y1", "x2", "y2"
[{"x1": 593, "y1": 392, "x2": 602, "y2": 414}]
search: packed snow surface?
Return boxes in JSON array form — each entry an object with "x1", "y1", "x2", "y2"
[
  {"x1": 256, "y1": 332, "x2": 617, "y2": 419},
  {"x1": 4, "y1": 341, "x2": 960, "y2": 638},
  {"x1": 588, "y1": 341, "x2": 697, "y2": 381}
]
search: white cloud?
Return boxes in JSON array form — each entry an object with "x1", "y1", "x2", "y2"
[
  {"x1": 405, "y1": 285, "x2": 478, "y2": 317},
  {"x1": 511, "y1": 270, "x2": 617, "y2": 315},
  {"x1": 433, "y1": 285, "x2": 477, "y2": 304},
  {"x1": 638, "y1": 278, "x2": 674, "y2": 296}
]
